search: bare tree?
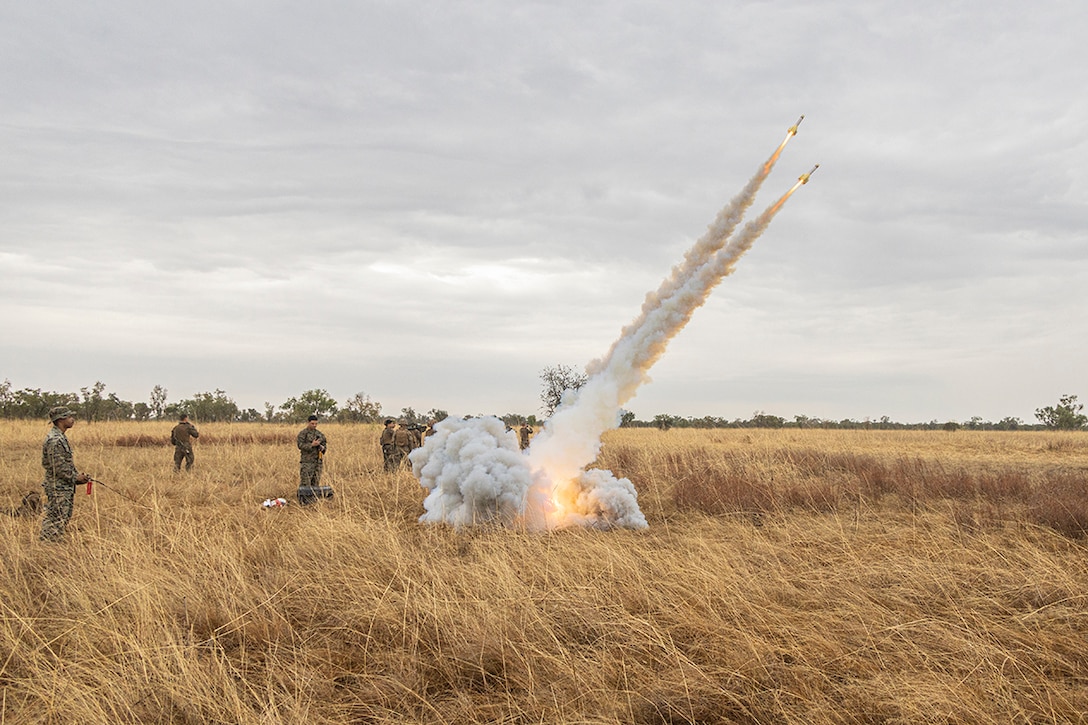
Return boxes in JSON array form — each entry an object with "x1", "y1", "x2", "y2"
[
  {"x1": 150, "y1": 385, "x2": 168, "y2": 420},
  {"x1": 539, "y1": 364, "x2": 588, "y2": 417}
]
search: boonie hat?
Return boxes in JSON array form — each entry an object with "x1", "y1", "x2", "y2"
[{"x1": 49, "y1": 406, "x2": 76, "y2": 422}]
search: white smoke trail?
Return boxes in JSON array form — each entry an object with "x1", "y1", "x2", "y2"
[
  {"x1": 604, "y1": 180, "x2": 810, "y2": 396},
  {"x1": 524, "y1": 178, "x2": 809, "y2": 528},
  {"x1": 587, "y1": 126, "x2": 798, "y2": 377},
  {"x1": 411, "y1": 121, "x2": 814, "y2": 531}
]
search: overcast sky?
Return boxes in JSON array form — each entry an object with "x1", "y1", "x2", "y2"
[{"x1": 2, "y1": 0, "x2": 1085, "y2": 424}]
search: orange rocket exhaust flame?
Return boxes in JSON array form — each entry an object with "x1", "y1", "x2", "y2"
[
  {"x1": 766, "y1": 164, "x2": 819, "y2": 215},
  {"x1": 752, "y1": 164, "x2": 819, "y2": 229},
  {"x1": 762, "y1": 116, "x2": 804, "y2": 176}
]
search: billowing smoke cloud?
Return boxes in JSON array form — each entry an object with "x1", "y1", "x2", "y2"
[
  {"x1": 411, "y1": 120, "x2": 814, "y2": 530},
  {"x1": 415, "y1": 416, "x2": 535, "y2": 528}
]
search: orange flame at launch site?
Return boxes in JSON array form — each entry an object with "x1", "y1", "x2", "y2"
[
  {"x1": 412, "y1": 117, "x2": 819, "y2": 531},
  {"x1": 527, "y1": 123, "x2": 820, "y2": 530}
]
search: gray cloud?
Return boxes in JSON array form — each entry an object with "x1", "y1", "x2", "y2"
[{"x1": 2, "y1": 0, "x2": 1086, "y2": 423}]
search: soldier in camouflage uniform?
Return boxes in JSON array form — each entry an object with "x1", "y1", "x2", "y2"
[
  {"x1": 170, "y1": 413, "x2": 200, "y2": 472},
  {"x1": 297, "y1": 415, "x2": 328, "y2": 488},
  {"x1": 40, "y1": 406, "x2": 91, "y2": 542},
  {"x1": 380, "y1": 418, "x2": 397, "y2": 471},
  {"x1": 518, "y1": 421, "x2": 533, "y2": 451},
  {"x1": 408, "y1": 423, "x2": 423, "y2": 450},
  {"x1": 392, "y1": 419, "x2": 413, "y2": 470}
]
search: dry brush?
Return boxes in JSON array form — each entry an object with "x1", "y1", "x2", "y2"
[{"x1": 2, "y1": 422, "x2": 1088, "y2": 723}]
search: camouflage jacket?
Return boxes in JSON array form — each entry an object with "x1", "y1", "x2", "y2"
[
  {"x1": 170, "y1": 421, "x2": 199, "y2": 449},
  {"x1": 393, "y1": 427, "x2": 413, "y2": 450},
  {"x1": 42, "y1": 426, "x2": 79, "y2": 485},
  {"x1": 297, "y1": 428, "x2": 327, "y2": 458}
]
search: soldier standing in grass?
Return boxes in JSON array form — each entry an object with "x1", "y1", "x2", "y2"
[
  {"x1": 170, "y1": 413, "x2": 200, "y2": 472},
  {"x1": 297, "y1": 414, "x2": 328, "y2": 488},
  {"x1": 380, "y1": 418, "x2": 397, "y2": 471},
  {"x1": 40, "y1": 406, "x2": 92, "y2": 542},
  {"x1": 408, "y1": 423, "x2": 423, "y2": 450},
  {"x1": 518, "y1": 421, "x2": 533, "y2": 451},
  {"x1": 392, "y1": 419, "x2": 413, "y2": 470}
]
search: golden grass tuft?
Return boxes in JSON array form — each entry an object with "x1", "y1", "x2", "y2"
[{"x1": 2, "y1": 422, "x2": 1088, "y2": 722}]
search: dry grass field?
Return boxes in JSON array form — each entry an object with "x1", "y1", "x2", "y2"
[{"x1": 3, "y1": 420, "x2": 1088, "y2": 724}]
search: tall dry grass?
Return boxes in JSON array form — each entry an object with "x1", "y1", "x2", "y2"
[{"x1": 2, "y1": 421, "x2": 1088, "y2": 723}]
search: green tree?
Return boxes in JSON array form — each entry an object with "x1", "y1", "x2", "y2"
[
  {"x1": 1035, "y1": 394, "x2": 1088, "y2": 430},
  {"x1": 426, "y1": 408, "x2": 449, "y2": 423},
  {"x1": 80, "y1": 381, "x2": 108, "y2": 422},
  {"x1": 653, "y1": 413, "x2": 676, "y2": 431},
  {"x1": 169, "y1": 389, "x2": 241, "y2": 422},
  {"x1": 104, "y1": 393, "x2": 134, "y2": 420},
  {"x1": 539, "y1": 364, "x2": 588, "y2": 417},
  {"x1": 749, "y1": 411, "x2": 785, "y2": 429},
  {"x1": 10, "y1": 388, "x2": 75, "y2": 419},
  {"x1": 280, "y1": 389, "x2": 338, "y2": 423},
  {"x1": 338, "y1": 392, "x2": 384, "y2": 423}
]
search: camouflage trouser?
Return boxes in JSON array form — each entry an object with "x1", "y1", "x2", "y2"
[
  {"x1": 300, "y1": 457, "x2": 323, "y2": 487},
  {"x1": 173, "y1": 445, "x2": 194, "y2": 471},
  {"x1": 390, "y1": 447, "x2": 410, "y2": 471},
  {"x1": 40, "y1": 478, "x2": 75, "y2": 542}
]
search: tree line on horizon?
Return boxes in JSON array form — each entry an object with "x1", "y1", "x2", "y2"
[{"x1": 1, "y1": 378, "x2": 1085, "y2": 431}]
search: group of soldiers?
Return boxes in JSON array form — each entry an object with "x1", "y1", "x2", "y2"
[
  {"x1": 377, "y1": 418, "x2": 535, "y2": 471},
  {"x1": 34, "y1": 407, "x2": 536, "y2": 541},
  {"x1": 379, "y1": 418, "x2": 435, "y2": 471},
  {"x1": 168, "y1": 415, "x2": 465, "y2": 483}
]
